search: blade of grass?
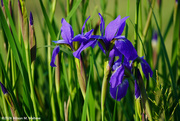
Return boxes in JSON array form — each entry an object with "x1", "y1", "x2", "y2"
[
  {"x1": 39, "y1": 0, "x2": 56, "y2": 40},
  {"x1": 0, "y1": 7, "x2": 32, "y2": 115},
  {"x1": 152, "y1": 4, "x2": 180, "y2": 116},
  {"x1": 65, "y1": 0, "x2": 82, "y2": 22}
]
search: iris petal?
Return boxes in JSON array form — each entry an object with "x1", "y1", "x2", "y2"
[
  {"x1": 115, "y1": 39, "x2": 138, "y2": 61},
  {"x1": 110, "y1": 79, "x2": 129, "y2": 101},
  {"x1": 72, "y1": 34, "x2": 87, "y2": 42},
  {"x1": 140, "y1": 57, "x2": 153, "y2": 80},
  {"x1": 116, "y1": 16, "x2": 129, "y2": 36},
  {"x1": 110, "y1": 65, "x2": 124, "y2": 88},
  {"x1": 105, "y1": 15, "x2": 121, "y2": 41},
  {"x1": 84, "y1": 29, "x2": 94, "y2": 39},
  {"x1": 61, "y1": 18, "x2": 74, "y2": 43},
  {"x1": 73, "y1": 40, "x2": 97, "y2": 59},
  {"x1": 81, "y1": 16, "x2": 90, "y2": 35},
  {"x1": 98, "y1": 13, "x2": 105, "y2": 36},
  {"x1": 135, "y1": 80, "x2": 141, "y2": 99},
  {"x1": 50, "y1": 46, "x2": 60, "y2": 67},
  {"x1": 0, "y1": 82, "x2": 8, "y2": 94}
]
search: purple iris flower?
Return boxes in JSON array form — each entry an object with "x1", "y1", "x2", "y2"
[
  {"x1": 50, "y1": 16, "x2": 96, "y2": 67},
  {"x1": 115, "y1": 39, "x2": 153, "y2": 80},
  {"x1": 0, "y1": 82, "x2": 8, "y2": 94},
  {"x1": 91, "y1": 13, "x2": 129, "y2": 54},
  {"x1": 109, "y1": 39, "x2": 153, "y2": 101}
]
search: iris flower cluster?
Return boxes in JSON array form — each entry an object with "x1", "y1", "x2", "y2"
[{"x1": 50, "y1": 13, "x2": 153, "y2": 101}]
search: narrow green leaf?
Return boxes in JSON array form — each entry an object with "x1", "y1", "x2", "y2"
[
  {"x1": 81, "y1": 55, "x2": 93, "y2": 121},
  {"x1": 66, "y1": 0, "x2": 82, "y2": 22},
  {"x1": 39, "y1": 0, "x2": 56, "y2": 40},
  {"x1": 152, "y1": 4, "x2": 180, "y2": 115}
]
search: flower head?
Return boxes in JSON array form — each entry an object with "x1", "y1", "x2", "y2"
[
  {"x1": 50, "y1": 16, "x2": 96, "y2": 66},
  {"x1": 91, "y1": 13, "x2": 129, "y2": 54}
]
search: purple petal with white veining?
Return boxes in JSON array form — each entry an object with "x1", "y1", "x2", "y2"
[
  {"x1": 61, "y1": 18, "x2": 74, "y2": 43},
  {"x1": 135, "y1": 80, "x2": 141, "y2": 98},
  {"x1": 105, "y1": 15, "x2": 121, "y2": 41},
  {"x1": 81, "y1": 16, "x2": 90, "y2": 35},
  {"x1": 116, "y1": 16, "x2": 129, "y2": 36},
  {"x1": 114, "y1": 35, "x2": 126, "y2": 40},
  {"x1": 50, "y1": 46, "x2": 60, "y2": 67},
  {"x1": 110, "y1": 65, "x2": 124, "y2": 88},
  {"x1": 140, "y1": 57, "x2": 153, "y2": 80},
  {"x1": 110, "y1": 79, "x2": 129, "y2": 101},
  {"x1": 98, "y1": 13, "x2": 105, "y2": 36},
  {"x1": 0, "y1": 82, "x2": 8, "y2": 94},
  {"x1": 115, "y1": 39, "x2": 138, "y2": 61},
  {"x1": 73, "y1": 40, "x2": 97, "y2": 59}
]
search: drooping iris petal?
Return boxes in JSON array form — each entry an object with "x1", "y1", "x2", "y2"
[
  {"x1": 98, "y1": 13, "x2": 105, "y2": 36},
  {"x1": 110, "y1": 65, "x2": 124, "y2": 88},
  {"x1": 0, "y1": 82, "x2": 8, "y2": 94},
  {"x1": 50, "y1": 46, "x2": 60, "y2": 67},
  {"x1": 73, "y1": 40, "x2": 97, "y2": 59},
  {"x1": 81, "y1": 16, "x2": 90, "y2": 35},
  {"x1": 98, "y1": 42, "x2": 106, "y2": 54},
  {"x1": 135, "y1": 80, "x2": 141, "y2": 99},
  {"x1": 110, "y1": 79, "x2": 129, "y2": 101},
  {"x1": 140, "y1": 57, "x2": 153, "y2": 80},
  {"x1": 105, "y1": 15, "x2": 121, "y2": 41},
  {"x1": 61, "y1": 18, "x2": 74, "y2": 43},
  {"x1": 115, "y1": 39, "x2": 138, "y2": 61},
  {"x1": 116, "y1": 16, "x2": 129, "y2": 36}
]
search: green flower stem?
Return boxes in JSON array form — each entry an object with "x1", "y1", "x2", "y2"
[
  {"x1": 101, "y1": 59, "x2": 110, "y2": 121},
  {"x1": 75, "y1": 58, "x2": 90, "y2": 121},
  {"x1": 11, "y1": 50, "x2": 16, "y2": 95},
  {"x1": 134, "y1": 0, "x2": 140, "y2": 51},
  {"x1": 48, "y1": 35, "x2": 57, "y2": 121},
  {"x1": 4, "y1": 93, "x2": 18, "y2": 118},
  {"x1": 25, "y1": 46, "x2": 38, "y2": 121},
  {"x1": 55, "y1": 54, "x2": 64, "y2": 120}
]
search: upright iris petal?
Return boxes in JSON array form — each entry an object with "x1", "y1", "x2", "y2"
[
  {"x1": 98, "y1": 13, "x2": 105, "y2": 36},
  {"x1": 110, "y1": 79, "x2": 129, "y2": 101},
  {"x1": 105, "y1": 15, "x2": 121, "y2": 41},
  {"x1": 50, "y1": 46, "x2": 60, "y2": 67},
  {"x1": 81, "y1": 16, "x2": 91, "y2": 35},
  {"x1": 115, "y1": 39, "x2": 138, "y2": 61},
  {"x1": 140, "y1": 57, "x2": 153, "y2": 80},
  {"x1": 115, "y1": 16, "x2": 129, "y2": 37},
  {"x1": 61, "y1": 18, "x2": 74, "y2": 44}
]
